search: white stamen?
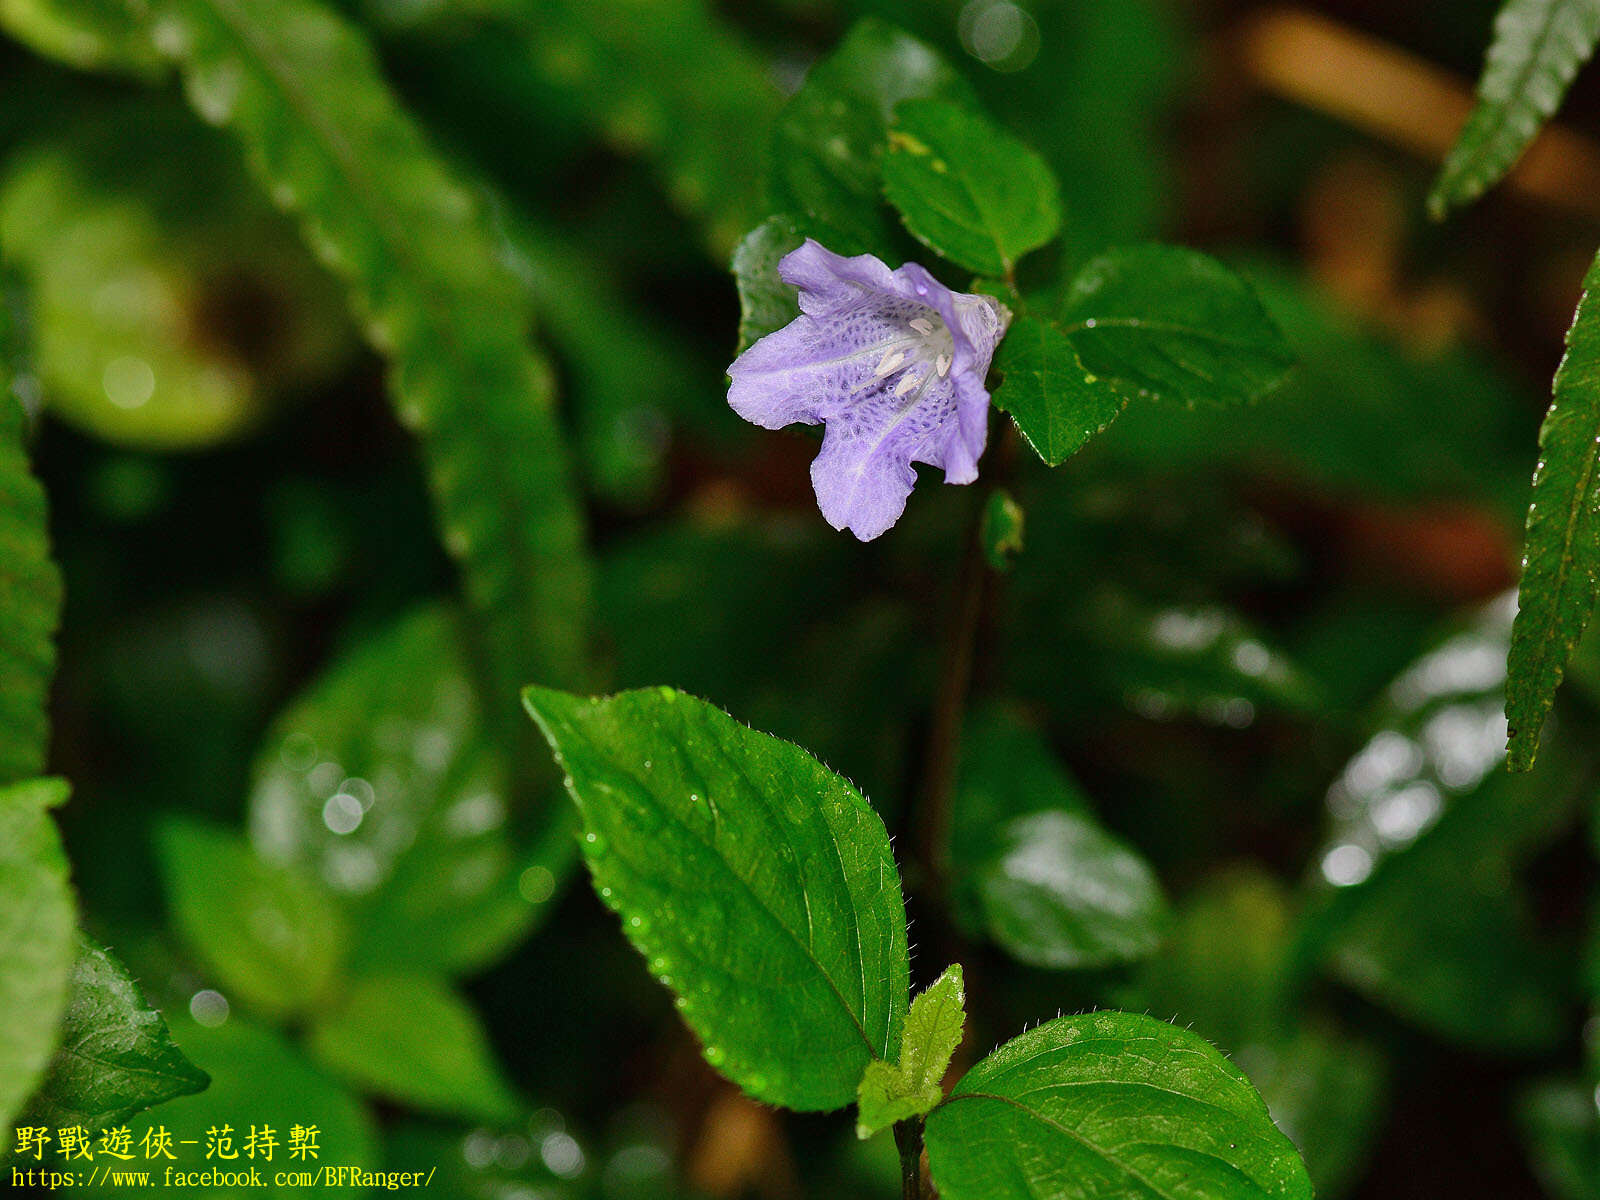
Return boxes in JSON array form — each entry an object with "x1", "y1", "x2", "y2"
[
  {"x1": 909, "y1": 317, "x2": 936, "y2": 335},
  {"x1": 935, "y1": 353, "x2": 951, "y2": 377},
  {"x1": 874, "y1": 347, "x2": 908, "y2": 377},
  {"x1": 894, "y1": 370, "x2": 921, "y2": 397}
]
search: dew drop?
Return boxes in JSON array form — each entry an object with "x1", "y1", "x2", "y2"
[{"x1": 704, "y1": 1045, "x2": 726, "y2": 1066}]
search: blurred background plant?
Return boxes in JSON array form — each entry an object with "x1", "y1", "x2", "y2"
[{"x1": 1, "y1": 0, "x2": 1598, "y2": 1197}]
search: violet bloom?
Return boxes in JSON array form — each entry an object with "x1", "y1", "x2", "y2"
[{"x1": 728, "y1": 240, "x2": 1010, "y2": 541}]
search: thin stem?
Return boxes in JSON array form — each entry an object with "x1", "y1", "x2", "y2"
[
  {"x1": 916, "y1": 422, "x2": 1019, "y2": 902},
  {"x1": 916, "y1": 500, "x2": 988, "y2": 903},
  {"x1": 893, "y1": 1119, "x2": 926, "y2": 1200}
]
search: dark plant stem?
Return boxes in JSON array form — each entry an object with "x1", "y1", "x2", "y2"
[
  {"x1": 916, "y1": 500, "x2": 988, "y2": 904},
  {"x1": 916, "y1": 422, "x2": 1018, "y2": 902},
  {"x1": 894, "y1": 1118, "x2": 926, "y2": 1200}
]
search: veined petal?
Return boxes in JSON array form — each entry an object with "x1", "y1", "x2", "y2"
[
  {"x1": 810, "y1": 371, "x2": 977, "y2": 540},
  {"x1": 728, "y1": 306, "x2": 927, "y2": 429},
  {"x1": 726, "y1": 239, "x2": 1011, "y2": 540}
]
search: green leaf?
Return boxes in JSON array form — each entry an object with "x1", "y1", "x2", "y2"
[
  {"x1": 143, "y1": 0, "x2": 593, "y2": 720},
  {"x1": 1429, "y1": 0, "x2": 1600, "y2": 218},
  {"x1": 0, "y1": 107, "x2": 354, "y2": 450},
  {"x1": 157, "y1": 818, "x2": 348, "y2": 1021},
  {"x1": 1506, "y1": 248, "x2": 1600, "y2": 769},
  {"x1": 83, "y1": 1016, "x2": 377, "y2": 1199},
  {"x1": 992, "y1": 314, "x2": 1129, "y2": 465},
  {"x1": 976, "y1": 812, "x2": 1170, "y2": 970},
  {"x1": 769, "y1": 18, "x2": 976, "y2": 257},
  {"x1": 0, "y1": 0, "x2": 162, "y2": 76},
  {"x1": 20, "y1": 938, "x2": 208, "y2": 1132},
  {"x1": 0, "y1": 778, "x2": 76, "y2": 1132},
  {"x1": 492, "y1": 207, "x2": 701, "y2": 505},
  {"x1": 856, "y1": 964, "x2": 965, "y2": 1139},
  {"x1": 1517, "y1": 1077, "x2": 1600, "y2": 1200},
  {"x1": 1302, "y1": 597, "x2": 1578, "y2": 1051},
  {"x1": 523, "y1": 685, "x2": 909, "y2": 1112},
  {"x1": 1240, "y1": 1025, "x2": 1387, "y2": 1200},
  {"x1": 924, "y1": 1011, "x2": 1313, "y2": 1200},
  {"x1": 1126, "y1": 873, "x2": 1387, "y2": 1198},
  {"x1": 469, "y1": 0, "x2": 781, "y2": 255},
  {"x1": 731, "y1": 214, "x2": 803, "y2": 354},
  {"x1": 307, "y1": 973, "x2": 520, "y2": 1123},
  {"x1": 1097, "y1": 258, "x2": 1534, "y2": 512},
  {"x1": 1059, "y1": 244, "x2": 1294, "y2": 409},
  {"x1": 1132, "y1": 870, "x2": 1295, "y2": 1053},
  {"x1": 882, "y1": 98, "x2": 1061, "y2": 276},
  {"x1": 0, "y1": 389, "x2": 61, "y2": 787},
  {"x1": 249, "y1": 606, "x2": 565, "y2": 977},
  {"x1": 953, "y1": 710, "x2": 1169, "y2": 970},
  {"x1": 979, "y1": 488, "x2": 1025, "y2": 571}
]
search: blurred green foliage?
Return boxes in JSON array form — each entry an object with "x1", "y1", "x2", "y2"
[{"x1": 0, "y1": 0, "x2": 1597, "y2": 1196}]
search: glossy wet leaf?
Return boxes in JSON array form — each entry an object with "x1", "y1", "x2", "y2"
[
  {"x1": 924, "y1": 1010, "x2": 1313, "y2": 1200},
  {"x1": 249, "y1": 606, "x2": 564, "y2": 977},
  {"x1": 953, "y1": 711, "x2": 1168, "y2": 969},
  {"x1": 731, "y1": 214, "x2": 803, "y2": 355},
  {"x1": 993, "y1": 314, "x2": 1130, "y2": 465},
  {"x1": 0, "y1": 386, "x2": 59, "y2": 786},
  {"x1": 883, "y1": 98, "x2": 1061, "y2": 275},
  {"x1": 143, "y1": 0, "x2": 593, "y2": 722},
  {"x1": 1305, "y1": 598, "x2": 1577, "y2": 1050},
  {"x1": 1429, "y1": 0, "x2": 1600, "y2": 218},
  {"x1": 1060, "y1": 244, "x2": 1294, "y2": 409},
  {"x1": 1506, "y1": 249, "x2": 1600, "y2": 769},
  {"x1": 20, "y1": 937, "x2": 208, "y2": 1132},
  {"x1": 978, "y1": 811, "x2": 1169, "y2": 970},
  {"x1": 157, "y1": 818, "x2": 348, "y2": 1021},
  {"x1": 307, "y1": 972, "x2": 520, "y2": 1123},
  {"x1": 0, "y1": 778, "x2": 75, "y2": 1132},
  {"x1": 524, "y1": 685, "x2": 909, "y2": 1112},
  {"x1": 856, "y1": 963, "x2": 964, "y2": 1139},
  {"x1": 83, "y1": 1016, "x2": 377, "y2": 1199},
  {"x1": 768, "y1": 17, "x2": 976, "y2": 256}
]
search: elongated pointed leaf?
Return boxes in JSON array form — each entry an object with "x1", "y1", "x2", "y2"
[
  {"x1": 883, "y1": 98, "x2": 1061, "y2": 275},
  {"x1": 1429, "y1": 0, "x2": 1600, "y2": 218},
  {"x1": 143, "y1": 0, "x2": 592, "y2": 725},
  {"x1": 1060, "y1": 245, "x2": 1294, "y2": 409},
  {"x1": 0, "y1": 778, "x2": 75, "y2": 1131},
  {"x1": 993, "y1": 314, "x2": 1130, "y2": 465},
  {"x1": 0, "y1": 388, "x2": 61, "y2": 786},
  {"x1": 856, "y1": 963, "x2": 965, "y2": 1138},
  {"x1": 20, "y1": 938, "x2": 208, "y2": 1132},
  {"x1": 524, "y1": 686, "x2": 909, "y2": 1112},
  {"x1": 1507, "y1": 250, "x2": 1600, "y2": 769},
  {"x1": 925, "y1": 1011, "x2": 1313, "y2": 1200}
]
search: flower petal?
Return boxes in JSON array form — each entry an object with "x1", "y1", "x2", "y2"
[
  {"x1": 728, "y1": 300, "x2": 931, "y2": 430},
  {"x1": 726, "y1": 240, "x2": 1012, "y2": 539},
  {"x1": 807, "y1": 370, "x2": 984, "y2": 540}
]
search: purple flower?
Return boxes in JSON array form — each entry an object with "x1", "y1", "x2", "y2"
[{"x1": 728, "y1": 240, "x2": 1011, "y2": 541}]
